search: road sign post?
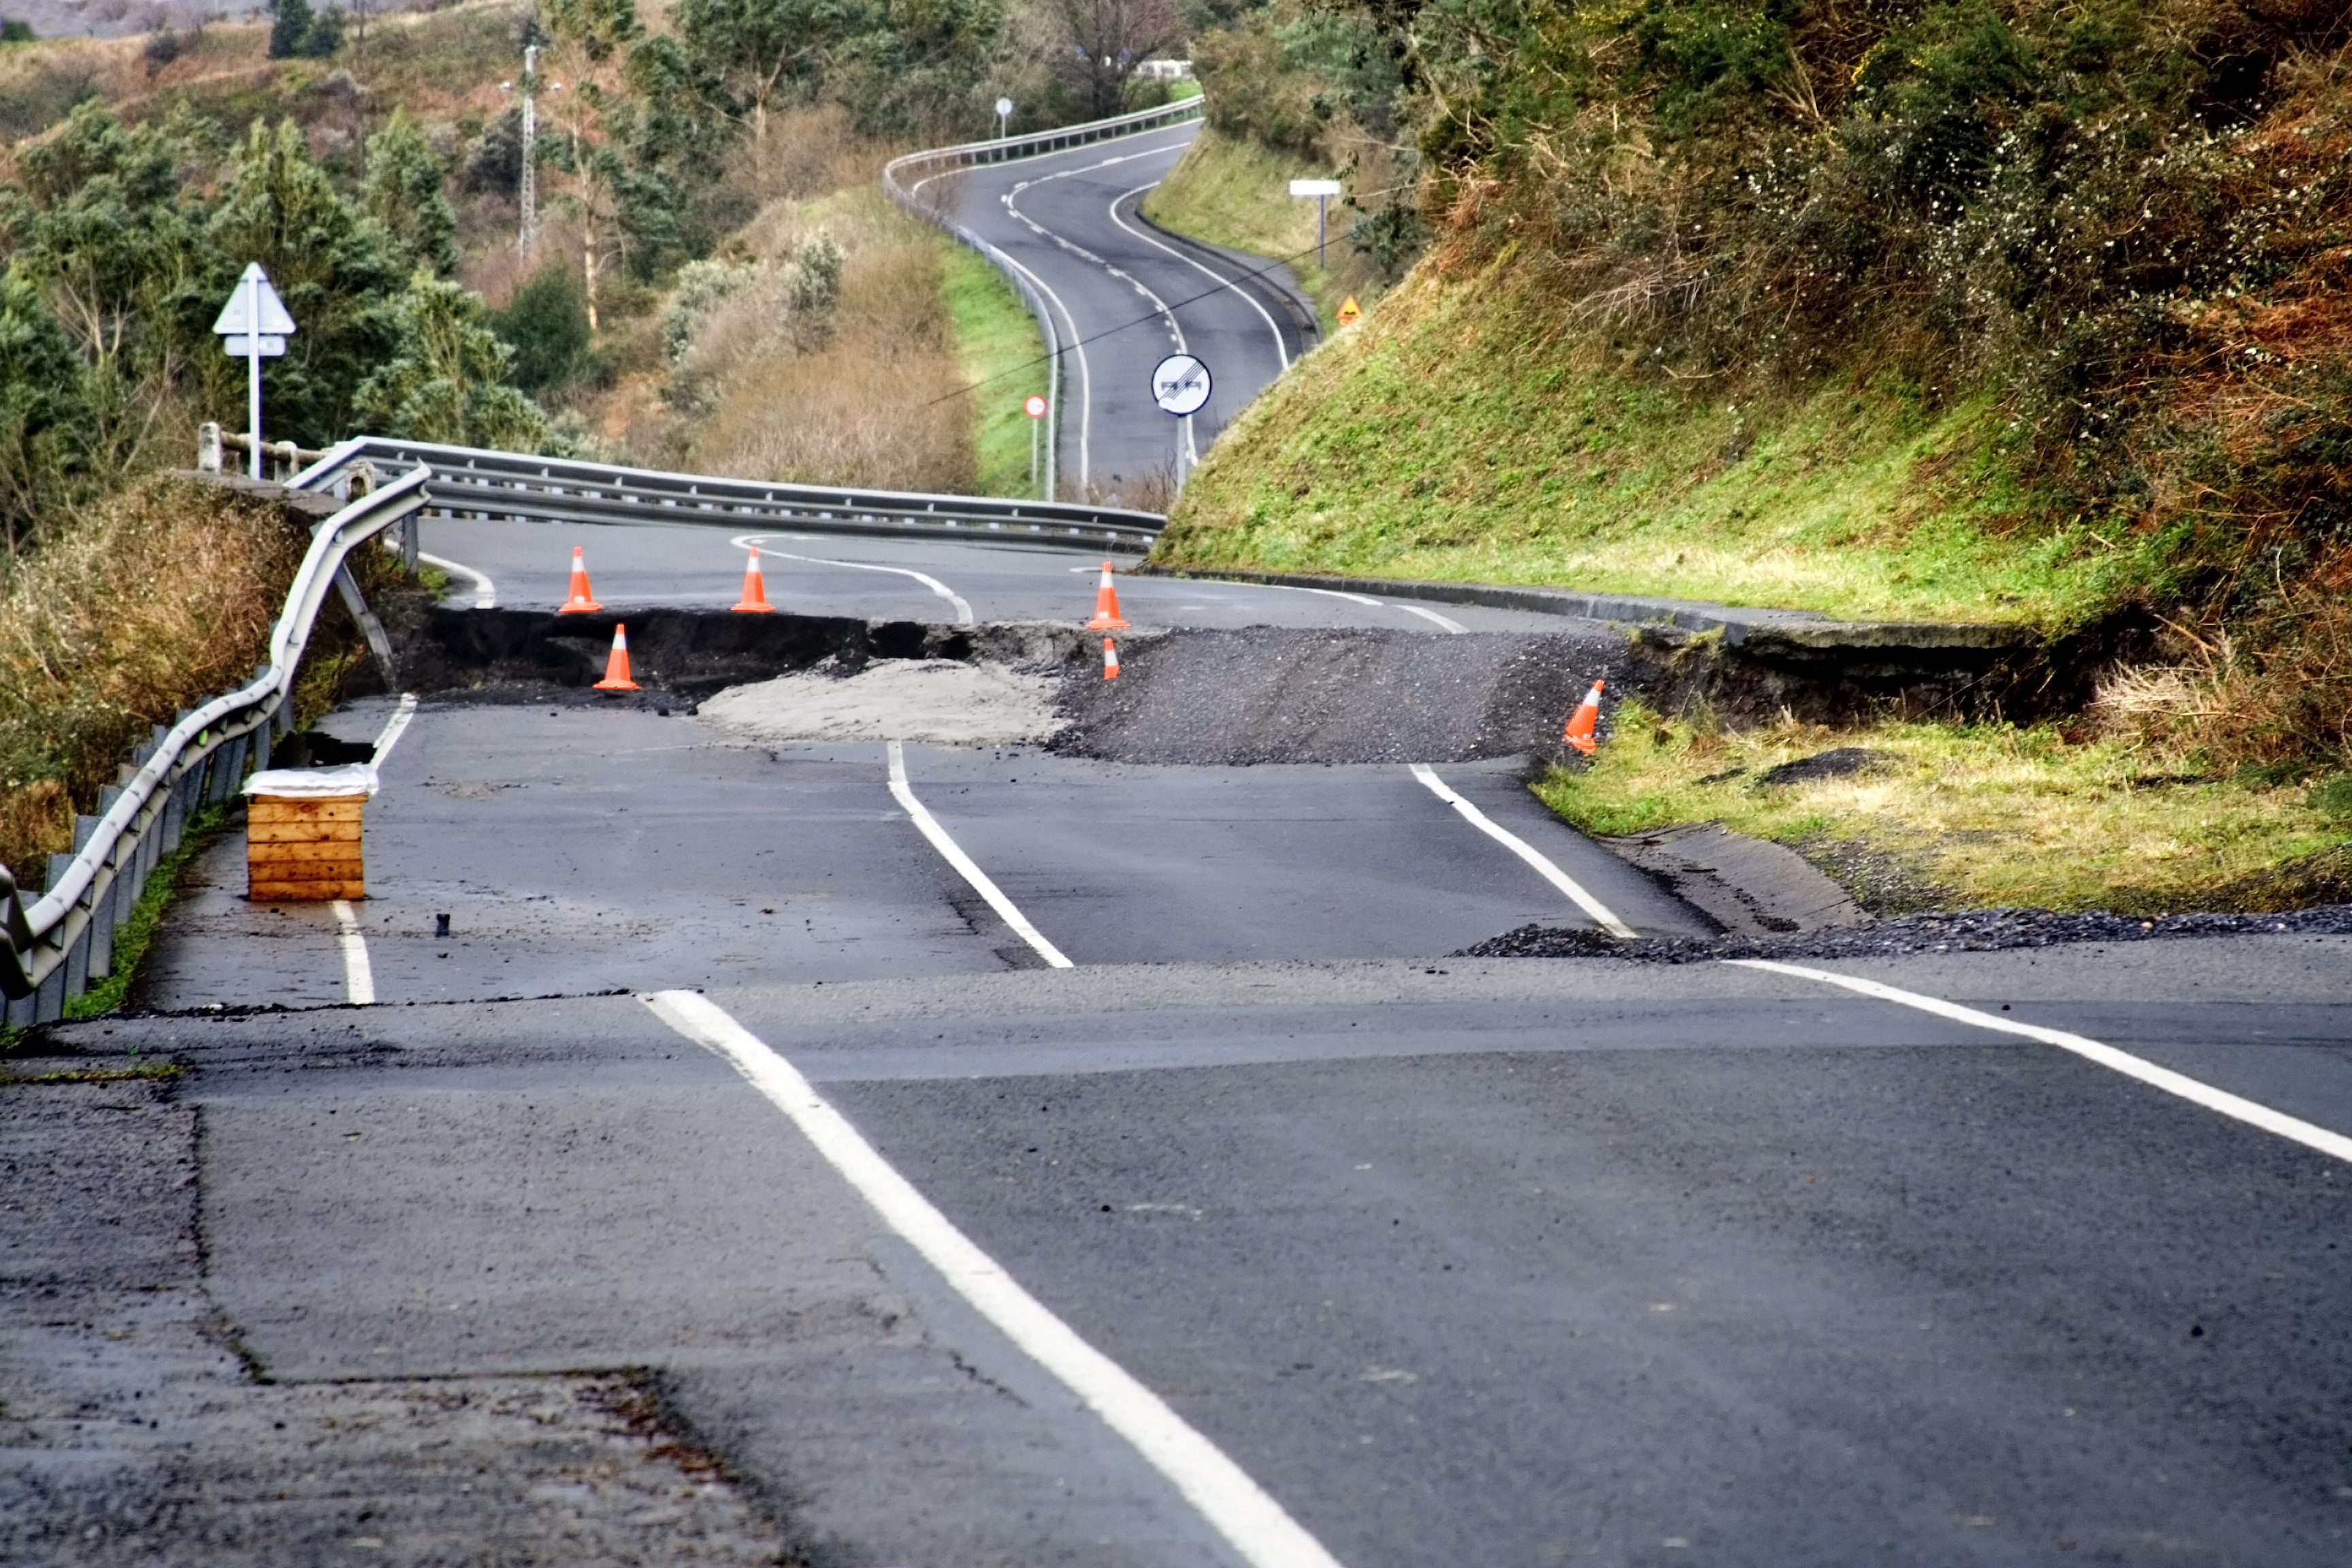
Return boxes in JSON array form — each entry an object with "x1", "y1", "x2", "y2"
[
  {"x1": 1024, "y1": 393, "x2": 1047, "y2": 496},
  {"x1": 210, "y1": 263, "x2": 296, "y2": 479},
  {"x1": 1149, "y1": 352, "x2": 1212, "y2": 489},
  {"x1": 996, "y1": 97, "x2": 1014, "y2": 140},
  {"x1": 1288, "y1": 178, "x2": 1341, "y2": 266}
]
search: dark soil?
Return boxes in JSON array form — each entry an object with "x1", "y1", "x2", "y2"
[{"x1": 1464, "y1": 904, "x2": 2352, "y2": 962}]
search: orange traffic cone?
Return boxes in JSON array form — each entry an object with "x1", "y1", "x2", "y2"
[
  {"x1": 1085, "y1": 560, "x2": 1129, "y2": 630},
  {"x1": 1563, "y1": 678, "x2": 1604, "y2": 755},
  {"x1": 593, "y1": 623, "x2": 640, "y2": 691},
  {"x1": 558, "y1": 546, "x2": 602, "y2": 614},
  {"x1": 732, "y1": 549, "x2": 774, "y2": 612},
  {"x1": 1102, "y1": 637, "x2": 1120, "y2": 680}
]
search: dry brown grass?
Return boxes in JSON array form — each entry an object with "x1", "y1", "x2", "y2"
[
  {"x1": 0, "y1": 477, "x2": 308, "y2": 885},
  {"x1": 681, "y1": 189, "x2": 976, "y2": 493}
]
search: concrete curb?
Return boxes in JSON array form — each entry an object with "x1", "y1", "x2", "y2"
[{"x1": 1143, "y1": 564, "x2": 2041, "y2": 653}]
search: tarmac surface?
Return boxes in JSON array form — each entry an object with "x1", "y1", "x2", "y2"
[{"x1": 13, "y1": 125, "x2": 2352, "y2": 1568}]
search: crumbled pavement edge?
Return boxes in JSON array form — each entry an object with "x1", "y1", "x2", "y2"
[{"x1": 1463, "y1": 904, "x2": 2352, "y2": 962}]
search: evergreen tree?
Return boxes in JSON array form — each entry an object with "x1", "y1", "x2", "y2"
[
  {"x1": 355, "y1": 274, "x2": 549, "y2": 449},
  {"x1": 267, "y1": 0, "x2": 314, "y2": 60},
  {"x1": 363, "y1": 110, "x2": 459, "y2": 276}
]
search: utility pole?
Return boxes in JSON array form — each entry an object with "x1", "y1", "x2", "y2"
[{"x1": 519, "y1": 43, "x2": 538, "y2": 251}]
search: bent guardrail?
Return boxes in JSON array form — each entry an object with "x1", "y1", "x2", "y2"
[
  {"x1": 883, "y1": 95, "x2": 1207, "y2": 502},
  {"x1": 0, "y1": 468, "x2": 432, "y2": 1026},
  {"x1": 290, "y1": 438, "x2": 1165, "y2": 551}
]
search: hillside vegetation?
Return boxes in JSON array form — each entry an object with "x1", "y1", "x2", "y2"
[{"x1": 1169, "y1": 0, "x2": 2352, "y2": 778}]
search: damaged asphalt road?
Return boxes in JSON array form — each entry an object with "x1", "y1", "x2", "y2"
[
  {"x1": 14, "y1": 943, "x2": 2352, "y2": 1567},
  {"x1": 13, "y1": 546, "x2": 2352, "y2": 1565}
]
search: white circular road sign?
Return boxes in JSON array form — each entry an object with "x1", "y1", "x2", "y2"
[
  {"x1": 1150, "y1": 353, "x2": 1211, "y2": 417},
  {"x1": 1024, "y1": 394, "x2": 1047, "y2": 419}
]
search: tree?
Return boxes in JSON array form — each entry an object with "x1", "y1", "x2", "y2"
[
  {"x1": 1048, "y1": 0, "x2": 1177, "y2": 120},
  {"x1": 0, "y1": 272, "x2": 93, "y2": 551},
  {"x1": 353, "y1": 274, "x2": 549, "y2": 449},
  {"x1": 268, "y1": 0, "x2": 313, "y2": 59},
  {"x1": 489, "y1": 259, "x2": 591, "y2": 395},
  {"x1": 3, "y1": 103, "x2": 208, "y2": 489},
  {"x1": 668, "y1": 0, "x2": 832, "y2": 144},
  {"x1": 540, "y1": 0, "x2": 644, "y2": 328},
  {"x1": 205, "y1": 119, "x2": 408, "y2": 445},
  {"x1": 363, "y1": 110, "x2": 459, "y2": 276}
]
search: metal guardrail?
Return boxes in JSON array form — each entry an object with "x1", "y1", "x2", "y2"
[
  {"x1": 293, "y1": 438, "x2": 1166, "y2": 551},
  {"x1": 1, "y1": 469, "x2": 432, "y2": 1025},
  {"x1": 883, "y1": 95, "x2": 1208, "y2": 503}
]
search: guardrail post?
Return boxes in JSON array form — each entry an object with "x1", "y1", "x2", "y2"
[
  {"x1": 198, "y1": 421, "x2": 223, "y2": 474},
  {"x1": 32, "y1": 954, "x2": 64, "y2": 1024},
  {"x1": 160, "y1": 773, "x2": 186, "y2": 855},
  {"x1": 4, "y1": 990, "x2": 33, "y2": 1030},
  {"x1": 70, "y1": 815, "x2": 112, "y2": 981}
]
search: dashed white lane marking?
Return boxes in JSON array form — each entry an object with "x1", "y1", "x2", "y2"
[
  {"x1": 370, "y1": 693, "x2": 419, "y2": 764},
  {"x1": 887, "y1": 740, "x2": 1073, "y2": 967},
  {"x1": 1109, "y1": 180, "x2": 1291, "y2": 372},
  {"x1": 734, "y1": 535, "x2": 975, "y2": 625},
  {"x1": 1729, "y1": 960, "x2": 2352, "y2": 1166},
  {"x1": 417, "y1": 551, "x2": 495, "y2": 609},
  {"x1": 331, "y1": 900, "x2": 375, "y2": 1006},
  {"x1": 638, "y1": 989, "x2": 1345, "y2": 1568},
  {"x1": 1409, "y1": 766, "x2": 1637, "y2": 938}
]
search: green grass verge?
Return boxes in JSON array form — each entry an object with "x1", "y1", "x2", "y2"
[
  {"x1": 1140, "y1": 127, "x2": 1354, "y2": 333},
  {"x1": 938, "y1": 240, "x2": 1051, "y2": 499},
  {"x1": 1534, "y1": 700, "x2": 2352, "y2": 914},
  {"x1": 1162, "y1": 261, "x2": 2180, "y2": 629}
]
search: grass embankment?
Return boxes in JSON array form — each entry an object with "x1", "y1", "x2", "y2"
[
  {"x1": 1162, "y1": 260, "x2": 2131, "y2": 628},
  {"x1": 938, "y1": 241, "x2": 1051, "y2": 498},
  {"x1": 0, "y1": 478, "x2": 308, "y2": 883},
  {"x1": 1539, "y1": 702, "x2": 2352, "y2": 915},
  {"x1": 1141, "y1": 126, "x2": 1358, "y2": 333}
]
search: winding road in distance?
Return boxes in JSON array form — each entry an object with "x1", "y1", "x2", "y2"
[{"x1": 917, "y1": 117, "x2": 1318, "y2": 502}]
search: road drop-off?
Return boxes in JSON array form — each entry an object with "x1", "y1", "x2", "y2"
[{"x1": 697, "y1": 658, "x2": 1063, "y2": 746}]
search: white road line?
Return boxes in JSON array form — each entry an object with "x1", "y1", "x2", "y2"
[
  {"x1": 418, "y1": 551, "x2": 495, "y2": 609},
  {"x1": 1259, "y1": 583, "x2": 1468, "y2": 634},
  {"x1": 370, "y1": 693, "x2": 419, "y2": 764},
  {"x1": 887, "y1": 740, "x2": 1073, "y2": 967},
  {"x1": 1729, "y1": 960, "x2": 2352, "y2": 1166},
  {"x1": 734, "y1": 536, "x2": 975, "y2": 625},
  {"x1": 638, "y1": 990, "x2": 1345, "y2": 1568},
  {"x1": 331, "y1": 900, "x2": 375, "y2": 1006},
  {"x1": 1408, "y1": 766, "x2": 1637, "y2": 938},
  {"x1": 1109, "y1": 180, "x2": 1291, "y2": 372},
  {"x1": 1388, "y1": 604, "x2": 1470, "y2": 634}
]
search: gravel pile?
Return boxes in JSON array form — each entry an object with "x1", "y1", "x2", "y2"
[
  {"x1": 698, "y1": 657, "x2": 1062, "y2": 745},
  {"x1": 1464, "y1": 904, "x2": 2352, "y2": 962}
]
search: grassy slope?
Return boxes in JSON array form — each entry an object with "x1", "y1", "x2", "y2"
[
  {"x1": 938, "y1": 242, "x2": 1051, "y2": 498},
  {"x1": 1162, "y1": 257, "x2": 2148, "y2": 628},
  {"x1": 1164, "y1": 240, "x2": 2348, "y2": 910},
  {"x1": 1140, "y1": 127, "x2": 1352, "y2": 333},
  {"x1": 1537, "y1": 702, "x2": 2350, "y2": 915}
]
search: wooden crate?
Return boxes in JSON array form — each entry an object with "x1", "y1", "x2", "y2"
[{"x1": 247, "y1": 794, "x2": 366, "y2": 902}]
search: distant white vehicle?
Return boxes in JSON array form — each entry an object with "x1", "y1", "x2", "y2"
[{"x1": 1134, "y1": 59, "x2": 1193, "y2": 80}]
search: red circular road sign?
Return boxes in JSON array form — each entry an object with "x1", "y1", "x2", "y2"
[{"x1": 1024, "y1": 395, "x2": 1047, "y2": 419}]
